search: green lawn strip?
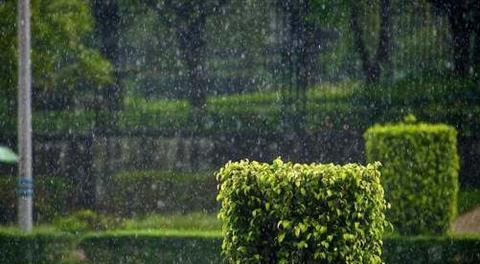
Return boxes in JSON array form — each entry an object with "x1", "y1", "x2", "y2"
[
  {"x1": 120, "y1": 213, "x2": 221, "y2": 231},
  {"x1": 83, "y1": 229, "x2": 222, "y2": 238},
  {"x1": 458, "y1": 188, "x2": 480, "y2": 215}
]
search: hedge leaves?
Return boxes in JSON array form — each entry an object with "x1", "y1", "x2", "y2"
[
  {"x1": 364, "y1": 121, "x2": 459, "y2": 235},
  {"x1": 217, "y1": 159, "x2": 389, "y2": 263}
]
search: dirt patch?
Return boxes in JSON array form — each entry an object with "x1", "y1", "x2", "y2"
[{"x1": 454, "y1": 206, "x2": 480, "y2": 234}]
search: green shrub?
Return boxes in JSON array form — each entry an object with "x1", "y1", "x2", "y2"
[
  {"x1": 79, "y1": 231, "x2": 480, "y2": 264},
  {"x1": 0, "y1": 228, "x2": 77, "y2": 264},
  {"x1": 1, "y1": 228, "x2": 479, "y2": 264},
  {"x1": 364, "y1": 120, "x2": 459, "y2": 235},
  {"x1": 80, "y1": 230, "x2": 222, "y2": 264},
  {"x1": 106, "y1": 170, "x2": 218, "y2": 216},
  {"x1": 0, "y1": 175, "x2": 71, "y2": 223},
  {"x1": 382, "y1": 235, "x2": 480, "y2": 264},
  {"x1": 53, "y1": 210, "x2": 119, "y2": 234},
  {"x1": 217, "y1": 159, "x2": 389, "y2": 263}
]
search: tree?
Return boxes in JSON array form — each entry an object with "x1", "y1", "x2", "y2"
[
  {"x1": 310, "y1": 0, "x2": 392, "y2": 84},
  {"x1": 425, "y1": 0, "x2": 480, "y2": 76},
  {"x1": 472, "y1": 1, "x2": 480, "y2": 71},
  {"x1": 428, "y1": 0, "x2": 471, "y2": 76},
  {"x1": 0, "y1": 0, "x2": 112, "y2": 115},
  {"x1": 91, "y1": 0, "x2": 123, "y2": 111},
  {"x1": 145, "y1": 0, "x2": 228, "y2": 112},
  {"x1": 349, "y1": 0, "x2": 392, "y2": 84},
  {"x1": 276, "y1": 0, "x2": 323, "y2": 130},
  {"x1": 145, "y1": 0, "x2": 228, "y2": 169}
]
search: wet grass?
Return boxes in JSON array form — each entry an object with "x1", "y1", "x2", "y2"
[
  {"x1": 459, "y1": 188, "x2": 480, "y2": 215},
  {"x1": 120, "y1": 213, "x2": 221, "y2": 231}
]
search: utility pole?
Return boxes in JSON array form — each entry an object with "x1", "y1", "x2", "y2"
[{"x1": 17, "y1": 0, "x2": 33, "y2": 232}]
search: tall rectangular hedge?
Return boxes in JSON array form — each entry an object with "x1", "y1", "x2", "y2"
[
  {"x1": 216, "y1": 159, "x2": 389, "y2": 263},
  {"x1": 364, "y1": 122, "x2": 459, "y2": 235}
]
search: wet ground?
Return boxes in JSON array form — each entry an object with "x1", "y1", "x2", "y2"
[{"x1": 455, "y1": 206, "x2": 480, "y2": 234}]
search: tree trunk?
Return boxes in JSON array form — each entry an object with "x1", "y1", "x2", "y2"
[
  {"x1": 376, "y1": 0, "x2": 393, "y2": 81},
  {"x1": 349, "y1": 1, "x2": 378, "y2": 84},
  {"x1": 472, "y1": 1, "x2": 480, "y2": 70},
  {"x1": 92, "y1": 0, "x2": 122, "y2": 111},
  {"x1": 447, "y1": 1, "x2": 470, "y2": 76},
  {"x1": 349, "y1": 0, "x2": 392, "y2": 84},
  {"x1": 175, "y1": 17, "x2": 208, "y2": 171}
]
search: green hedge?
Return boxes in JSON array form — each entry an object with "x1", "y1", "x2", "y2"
[
  {"x1": 382, "y1": 235, "x2": 480, "y2": 264},
  {"x1": 79, "y1": 232, "x2": 480, "y2": 264},
  {"x1": 216, "y1": 159, "x2": 389, "y2": 263},
  {"x1": 106, "y1": 170, "x2": 218, "y2": 216},
  {"x1": 80, "y1": 230, "x2": 222, "y2": 264},
  {"x1": 1, "y1": 229, "x2": 479, "y2": 263},
  {"x1": 0, "y1": 229, "x2": 76, "y2": 264},
  {"x1": 364, "y1": 121, "x2": 459, "y2": 235},
  {"x1": 0, "y1": 175, "x2": 72, "y2": 223}
]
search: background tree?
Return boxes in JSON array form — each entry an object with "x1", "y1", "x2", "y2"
[
  {"x1": 145, "y1": 0, "x2": 228, "y2": 111},
  {"x1": 420, "y1": 0, "x2": 480, "y2": 77},
  {"x1": 428, "y1": 0, "x2": 470, "y2": 76},
  {"x1": 145, "y1": 0, "x2": 228, "y2": 169},
  {"x1": 0, "y1": 0, "x2": 112, "y2": 116},
  {"x1": 91, "y1": 0, "x2": 123, "y2": 112},
  {"x1": 310, "y1": 0, "x2": 392, "y2": 84},
  {"x1": 276, "y1": 0, "x2": 325, "y2": 132}
]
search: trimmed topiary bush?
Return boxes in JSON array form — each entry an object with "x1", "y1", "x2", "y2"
[
  {"x1": 364, "y1": 119, "x2": 459, "y2": 235},
  {"x1": 216, "y1": 159, "x2": 389, "y2": 263}
]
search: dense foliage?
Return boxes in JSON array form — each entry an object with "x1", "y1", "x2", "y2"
[
  {"x1": 1, "y1": 228, "x2": 479, "y2": 264},
  {"x1": 0, "y1": 175, "x2": 71, "y2": 224},
  {"x1": 0, "y1": 229, "x2": 76, "y2": 264},
  {"x1": 217, "y1": 159, "x2": 389, "y2": 263},
  {"x1": 8, "y1": 77, "x2": 476, "y2": 137},
  {"x1": 364, "y1": 120, "x2": 459, "y2": 235},
  {"x1": 105, "y1": 170, "x2": 217, "y2": 216},
  {"x1": 382, "y1": 235, "x2": 480, "y2": 263},
  {"x1": 53, "y1": 210, "x2": 119, "y2": 234},
  {"x1": 80, "y1": 230, "x2": 222, "y2": 264},
  {"x1": 0, "y1": 0, "x2": 111, "y2": 112}
]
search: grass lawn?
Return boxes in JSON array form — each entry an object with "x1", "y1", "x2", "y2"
[{"x1": 458, "y1": 188, "x2": 480, "y2": 215}]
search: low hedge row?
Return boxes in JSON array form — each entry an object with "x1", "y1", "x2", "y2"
[
  {"x1": 81, "y1": 234, "x2": 480, "y2": 264},
  {"x1": 80, "y1": 230, "x2": 222, "y2": 264},
  {"x1": 0, "y1": 229, "x2": 479, "y2": 263},
  {"x1": 382, "y1": 235, "x2": 480, "y2": 264},
  {"x1": 217, "y1": 159, "x2": 389, "y2": 263},
  {"x1": 0, "y1": 229, "x2": 76, "y2": 264},
  {"x1": 365, "y1": 120, "x2": 459, "y2": 235},
  {"x1": 0, "y1": 175, "x2": 72, "y2": 223},
  {"x1": 105, "y1": 170, "x2": 218, "y2": 216}
]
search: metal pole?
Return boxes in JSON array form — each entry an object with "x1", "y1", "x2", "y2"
[{"x1": 17, "y1": 0, "x2": 33, "y2": 232}]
